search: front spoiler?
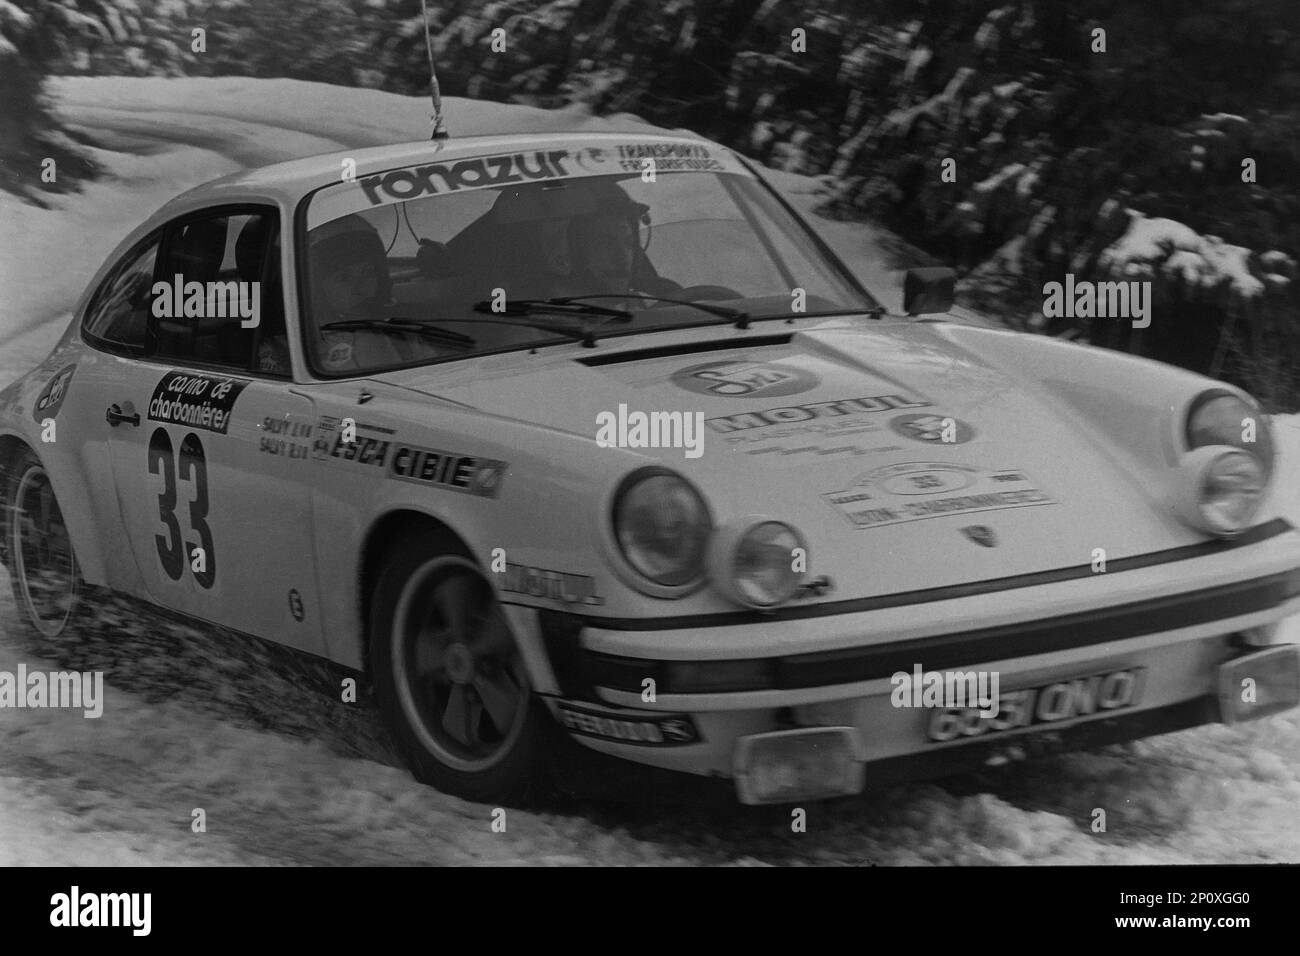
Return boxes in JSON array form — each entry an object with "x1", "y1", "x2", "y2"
[
  {"x1": 546, "y1": 689, "x2": 1249, "y2": 807},
  {"x1": 535, "y1": 521, "x2": 1300, "y2": 709},
  {"x1": 546, "y1": 643, "x2": 1299, "y2": 805}
]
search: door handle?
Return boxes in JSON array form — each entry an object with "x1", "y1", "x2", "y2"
[{"x1": 105, "y1": 404, "x2": 140, "y2": 427}]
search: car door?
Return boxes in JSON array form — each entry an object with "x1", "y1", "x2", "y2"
[
  {"x1": 86, "y1": 205, "x2": 327, "y2": 655},
  {"x1": 51, "y1": 228, "x2": 163, "y2": 595}
]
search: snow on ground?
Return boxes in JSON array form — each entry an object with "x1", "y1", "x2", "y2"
[
  {"x1": 0, "y1": 77, "x2": 1296, "y2": 866},
  {"x1": 0, "y1": 599, "x2": 699, "y2": 866}
]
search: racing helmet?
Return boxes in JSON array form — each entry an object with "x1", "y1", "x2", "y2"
[
  {"x1": 566, "y1": 185, "x2": 650, "y2": 278},
  {"x1": 482, "y1": 179, "x2": 650, "y2": 281},
  {"x1": 565, "y1": 181, "x2": 652, "y2": 284},
  {"x1": 307, "y1": 214, "x2": 392, "y2": 309}
]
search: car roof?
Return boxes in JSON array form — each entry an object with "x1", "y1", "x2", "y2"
[{"x1": 157, "y1": 131, "x2": 725, "y2": 213}]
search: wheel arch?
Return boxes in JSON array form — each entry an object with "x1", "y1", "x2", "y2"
[
  {"x1": 0, "y1": 431, "x2": 108, "y2": 585},
  {"x1": 358, "y1": 509, "x2": 476, "y2": 675},
  {"x1": 356, "y1": 507, "x2": 558, "y2": 695},
  {"x1": 0, "y1": 434, "x2": 25, "y2": 566}
]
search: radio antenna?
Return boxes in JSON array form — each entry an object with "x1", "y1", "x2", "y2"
[{"x1": 420, "y1": 0, "x2": 449, "y2": 140}]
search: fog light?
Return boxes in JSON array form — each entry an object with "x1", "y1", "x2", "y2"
[
  {"x1": 1218, "y1": 646, "x2": 1300, "y2": 723},
  {"x1": 733, "y1": 727, "x2": 865, "y2": 805}
]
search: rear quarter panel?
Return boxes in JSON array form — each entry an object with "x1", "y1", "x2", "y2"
[{"x1": 0, "y1": 333, "x2": 126, "y2": 589}]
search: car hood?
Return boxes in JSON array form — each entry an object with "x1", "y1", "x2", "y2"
[{"x1": 383, "y1": 320, "x2": 1215, "y2": 592}]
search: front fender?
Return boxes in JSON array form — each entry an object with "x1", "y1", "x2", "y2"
[{"x1": 937, "y1": 325, "x2": 1282, "y2": 518}]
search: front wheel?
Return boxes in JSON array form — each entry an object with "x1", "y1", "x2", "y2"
[
  {"x1": 369, "y1": 537, "x2": 554, "y2": 805},
  {"x1": 5, "y1": 448, "x2": 83, "y2": 641}
]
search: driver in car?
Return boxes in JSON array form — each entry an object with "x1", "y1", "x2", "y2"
[
  {"x1": 304, "y1": 215, "x2": 399, "y2": 372},
  {"x1": 557, "y1": 194, "x2": 684, "y2": 303}
]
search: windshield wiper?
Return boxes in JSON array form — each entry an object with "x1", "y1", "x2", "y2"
[
  {"x1": 473, "y1": 298, "x2": 634, "y2": 322},
  {"x1": 326, "y1": 314, "x2": 600, "y2": 349},
  {"x1": 321, "y1": 317, "x2": 477, "y2": 349},
  {"x1": 466, "y1": 316, "x2": 601, "y2": 347},
  {"x1": 471, "y1": 298, "x2": 635, "y2": 346},
  {"x1": 552, "y1": 293, "x2": 752, "y2": 328}
]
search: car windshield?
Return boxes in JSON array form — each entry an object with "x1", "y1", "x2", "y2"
[{"x1": 299, "y1": 143, "x2": 878, "y2": 375}]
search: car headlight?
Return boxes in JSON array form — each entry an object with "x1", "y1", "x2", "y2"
[
  {"x1": 708, "y1": 518, "x2": 806, "y2": 609},
  {"x1": 1173, "y1": 445, "x2": 1266, "y2": 536},
  {"x1": 611, "y1": 468, "x2": 711, "y2": 591},
  {"x1": 1186, "y1": 391, "x2": 1274, "y2": 483}
]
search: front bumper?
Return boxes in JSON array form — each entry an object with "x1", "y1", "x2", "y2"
[
  {"x1": 528, "y1": 522, "x2": 1300, "y2": 804},
  {"x1": 726, "y1": 645, "x2": 1298, "y2": 805}
]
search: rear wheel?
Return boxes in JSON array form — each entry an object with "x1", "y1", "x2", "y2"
[
  {"x1": 369, "y1": 535, "x2": 554, "y2": 805},
  {"x1": 5, "y1": 448, "x2": 82, "y2": 641}
]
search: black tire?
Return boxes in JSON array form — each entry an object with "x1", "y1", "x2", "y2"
[
  {"x1": 368, "y1": 532, "x2": 555, "y2": 805},
  {"x1": 4, "y1": 447, "x2": 84, "y2": 643}
]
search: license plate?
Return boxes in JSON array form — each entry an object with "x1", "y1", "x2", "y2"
[{"x1": 925, "y1": 668, "x2": 1145, "y2": 743}]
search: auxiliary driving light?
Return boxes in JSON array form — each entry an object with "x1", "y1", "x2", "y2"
[
  {"x1": 1185, "y1": 392, "x2": 1274, "y2": 482},
  {"x1": 707, "y1": 517, "x2": 806, "y2": 609},
  {"x1": 1172, "y1": 445, "x2": 1265, "y2": 537}
]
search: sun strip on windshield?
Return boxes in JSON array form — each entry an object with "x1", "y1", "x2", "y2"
[{"x1": 307, "y1": 141, "x2": 758, "y2": 230}]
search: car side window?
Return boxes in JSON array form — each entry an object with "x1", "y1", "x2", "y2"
[
  {"x1": 151, "y1": 209, "x2": 284, "y2": 374},
  {"x1": 83, "y1": 233, "x2": 162, "y2": 354}
]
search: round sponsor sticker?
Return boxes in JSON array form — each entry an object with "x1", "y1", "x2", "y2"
[
  {"x1": 323, "y1": 337, "x2": 354, "y2": 370},
  {"x1": 889, "y1": 413, "x2": 975, "y2": 444},
  {"x1": 671, "y1": 359, "x2": 820, "y2": 398},
  {"x1": 32, "y1": 364, "x2": 76, "y2": 423},
  {"x1": 866, "y1": 461, "x2": 979, "y2": 496}
]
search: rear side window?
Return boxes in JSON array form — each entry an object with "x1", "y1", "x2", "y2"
[
  {"x1": 152, "y1": 210, "x2": 281, "y2": 374},
  {"x1": 83, "y1": 233, "x2": 161, "y2": 353}
]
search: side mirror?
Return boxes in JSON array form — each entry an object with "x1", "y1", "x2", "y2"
[{"x1": 902, "y1": 267, "x2": 956, "y2": 316}]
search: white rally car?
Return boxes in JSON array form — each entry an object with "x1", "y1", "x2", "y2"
[{"x1": 2, "y1": 132, "x2": 1298, "y2": 805}]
